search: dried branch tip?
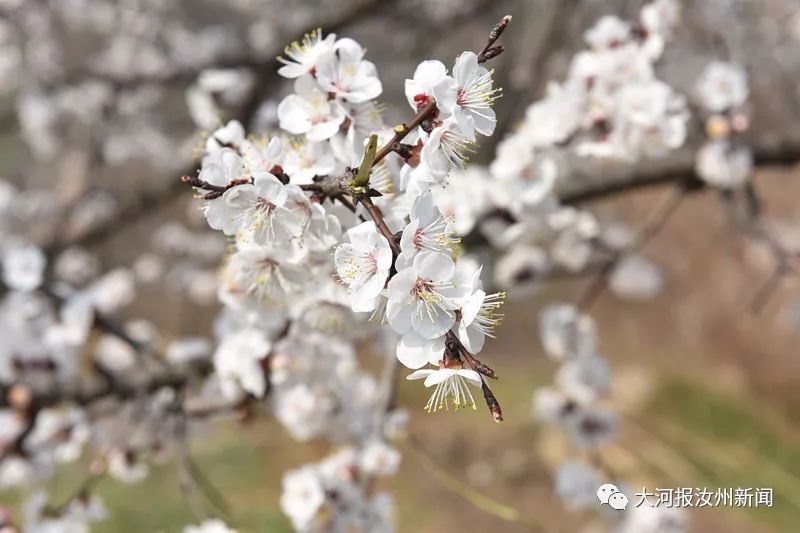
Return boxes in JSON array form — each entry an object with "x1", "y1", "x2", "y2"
[
  {"x1": 481, "y1": 381, "x2": 503, "y2": 423},
  {"x1": 489, "y1": 15, "x2": 512, "y2": 43},
  {"x1": 478, "y1": 15, "x2": 512, "y2": 63}
]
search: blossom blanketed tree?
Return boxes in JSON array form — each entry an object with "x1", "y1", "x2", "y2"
[{"x1": 0, "y1": 1, "x2": 798, "y2": 532}]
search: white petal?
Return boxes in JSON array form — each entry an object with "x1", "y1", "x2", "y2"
[
  {"x1": 455, "y1": 369, "x2": 482, "y2": 387},
  {"x1": 307, "y1": 119, "x2": 342, "y2": 142},
  {"x1": 406, "y1": 369, "x2": 435, "y2": 381},
  {"x1": 349, "y1": 289, "x2": 378, "y2": 313},
  {"x1": 347, "y1": 221, "x2": 378, "y2": 245},
  {"x1": 414, "y1": 251, "x2": 455, "y2": 282},
  {"x1": 453, "y1": 51, "x2": 479, "y2": 86},
  {"x1": 277, "y1": 94, "x2": 311, "y2": 135},
  {"x1": 460, "y1": 290, "x2": 485, "y2": 325},
  {"x1": 410, "y1": 190, "x2": 439, "y2": 226},
  {"x1": 412, "y1": 299, "x2": 454, "y2": 339},
  {"x1": 396, "y1": 331, "x2": 444, "y2": 369},
  {"x1": 458, "y1": 321, "x2": 485, "y2": 354},
  {"x1": 414, "y1": 60, "x2": 447, "y2": 86},
  {"x1": 431, "y1": 76, "x2": 458, "y2": 114},
  {"x1": 423, "y1": 368, "x2": 456, "y2": 386},
  {"x1": 399, "y1": 219, "x2": 420, "y2": 257}
]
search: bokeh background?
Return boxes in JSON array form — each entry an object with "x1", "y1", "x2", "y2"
[{"x1": 2, "y1": 0, "x2": 800, "y2": 531}]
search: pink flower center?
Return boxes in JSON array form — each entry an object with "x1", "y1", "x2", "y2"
[
  {"x1": 411, "y1": 277, "x2": 433, "y2": 298},
  {"x1": 455, "y1": 87, "x2": 466, "y2": 107},
  {"x1": 255, "y1": 197, "x2": 276, "y2": 214},
  {"x1": 413, "y1": 93, "x2": 431, "y2": 111},
  {"x1": 413, "y1": 227, "x2": 424, "y2": 249}
]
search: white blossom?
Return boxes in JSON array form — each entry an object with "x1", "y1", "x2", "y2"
[
  {"x1": 334, "y1": 221, "x2": 392, "y2": 313},
  {"x1": 184, "y1": 519, "x2": 236, "y2": 533},
  {"x1": 695, "y1": 61, "x2": 749, "y2": 112},
  {"x1": 387, "y1": 252, "x2": 470, "y2": 368},
  {"x1": 2, "y1": 244, "x2": 45, "y2": 292},
  {"x1": 610, "y1": 255, "x2": 664, "y2": 300},
  {"x1": 278, "y1": 74, "x2": 346, "y2": 141},
  {"x1": 214, "y1": 328, "x2": 271, "y2": 399},
  {"x1": 359, "y1": 440, "x2": 401, "y2": 477},
  {"x1": 406, "y1": 367, "x2": 482, "y2": 412},
  {"x1": 405, "y1": 60, "x2": 448, "y2": 111},
  {"x1": 538, "y1": 304, "x2": 597, "y2": 360},
  {"x1": 398, "y1": 191, "x2": 459, "y2": 264},
  {"x1": 619, "y1": 505, "x2": 687, "y2": 533},
  {"x1": 433, "y1": 51, "x2": 498, "y2": 140},
  {"x1": 696, "y1": 140, "x2": 753, "y2": 189},
  {"x1": 555, "y1": 461, "x2": 601, "y2": 509},
  {"x1": 280, "y1": 466, "x2": 326, "y2": 530},
  {"x1": 277, "y1": 29, "x2": 337, "y2": 79},
  {"x1": 315, "y1": 38, "x2": 382, "y2": 103}
]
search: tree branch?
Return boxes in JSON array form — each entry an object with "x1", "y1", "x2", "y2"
[
  {"x1": 558, "y1": 141, "x2": 800, "y2": 205},
  {"x1": 42, "y1": 0, "x2": 395, "y2": 259}
]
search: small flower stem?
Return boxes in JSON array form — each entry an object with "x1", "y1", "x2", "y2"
[
  {"x1": 372, "y1": 103, "x2": 438, "y2": 167},
  {"x1": 405, "y1": 436, "x2": 555, "y2": 531},
  {"x1": 577, "y1": 184, "x2": 686, "y2": 311},
  {"x1": 357, "y1": 194, "x2": 401, "y2": 254}
]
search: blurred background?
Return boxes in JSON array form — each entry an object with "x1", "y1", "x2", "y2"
[{"x1": 2, "y1": 0, "x2": 800, "y2": 531}]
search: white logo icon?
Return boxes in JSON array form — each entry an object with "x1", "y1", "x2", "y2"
[{"x1": 597, "y1": 483, "x2": 629, "y2": 510}]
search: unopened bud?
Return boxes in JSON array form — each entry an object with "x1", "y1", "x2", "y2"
[
  {"x1": 7, "y1": 385, "x2": 32, "y2": 411},
  {"x1": 731, "y1": 113, "x2": 750, "y2": 133},
  {"x1": 705, "y1": 115, "x2": 730, "y2": 140},
  {"x1": 481, "y1": 45, "x2": 505, "y2": 62}
]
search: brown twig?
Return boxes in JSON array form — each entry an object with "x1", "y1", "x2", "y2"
[
  {"x1": 357, "y1": 195, "x2": 401, "y2": 254},
  {"x1": 577, "y1": 183, "x2": 686, "y2": 311},
  {"x1": 39, "y1": 0, "x2": 396, "y2": 261}
]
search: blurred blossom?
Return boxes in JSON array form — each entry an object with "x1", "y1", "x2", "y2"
[
  {"x1": 133, "y1": 254, "x2": 166, "y2": 284},
  {"x1": 184, "y1": 519, "x2": 236, "y2": 533},
  {"x1": 610, "y1": 255, "x2": 664, "y2": 300},
  {"x1": 166, "y1": 337, "x2": 212, "y2": 365},
  {"x1": 54, "y1": 247, "x2": 100, "y2": 287},
  {"x1": 2, "y1": 244, "x2": 45, "y2": 292},
  {"x1": 107, "y1": 448, "x2": 149, "y2": 484},
  {"x1": 619, "y1": 505, "x2": 687, "y2": 533},
  {"x1": 95, "y1": 334, "x2": 138, "y2": 373},
  {"x1": 538, "y1": 303, "x2": 597, "y2": 361},
  {"x1": 696, "y1": 140, "x2": 753, "y2": 189},
  {"x1": 694, "y1": 61, "x2": 749, "y2": 113},
  {"x1": 555, "y1": 461, "x2": 601, "y2": 509},
  {"x1": 85, "y1": 268, "x2": 136, "y2": 313},
  {"x1": 556, "y1": 354, "x2": 611, "y2": 404}
]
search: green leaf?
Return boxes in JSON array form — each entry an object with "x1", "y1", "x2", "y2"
[{"x1": 350, "y1": 133, "x2": 378, "y2": 193}]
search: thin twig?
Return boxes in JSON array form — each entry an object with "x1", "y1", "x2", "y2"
[
  {"x1": 406, "y1": 436, "x2": 557, "y2": 533},
  {"x1": 577, "y1": 184, "x2": 686, "y2": 311}
]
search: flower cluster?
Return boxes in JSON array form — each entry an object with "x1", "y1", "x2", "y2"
[
  {"x1": 536, "y1": 303, "x2": 686, "y2": 531},
  {"x1": 534, "y1": 304, "x2": 614, "y2": 450},
  {"x1": 411, "y1": 1, "x2": 684, "y2": 294},
  {"x1": 280, "y1": 443, "x2": 399, "y2": 531},
  {"x1": 693, "y1": 61, "x2": 753, "y2": 189},
  {"x1": 1, "y1": 16, "x2": 515, "y2": 532},
  {"x1": 508, "y1": 0, "x2": 686, "y2": 162},
  {"x1": 2, "y1": 2, "x2": 779, "y2": 531},
  {"x1": 182, "y1": 20, "x2": 510, "y2": 529}
]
